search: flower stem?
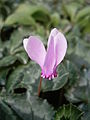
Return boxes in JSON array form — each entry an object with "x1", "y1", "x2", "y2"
[{"x1": 38, "y1": 76, "x2": 42, "y2": 96}]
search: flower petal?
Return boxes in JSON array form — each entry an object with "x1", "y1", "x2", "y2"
[
  {"x1": 23, "y1": 38, "x2": 29, "y2": 52},
  {"x1": 55, "y1": 32, "x2": 67, "y2": 66},
  {"x1": 48, "y1": 28, "x2": 59, "y2": 47},
  {"x1": 23, "y1": 36, "x2": 46, "y2": 68},
  {"x1": 43, "y1": 36, "x2": 55, "y2": 77}
]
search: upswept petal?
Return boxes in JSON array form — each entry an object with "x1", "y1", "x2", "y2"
[
  {"x1": 54, "y1": 32, "x2": 67, "y2": 66},
  {"x1": 23, "y1": 36, "x2": 46, "y2": 68},
  {"x1": 42, "y1": 36, "x2": 55, "y2": 78},
  {"x1": 47, "y1": 28, "x2": 59, "y2": 47}
]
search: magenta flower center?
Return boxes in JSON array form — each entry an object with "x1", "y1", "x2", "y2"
[{"x1": 41, "y1": 68, "x2": 57, "y2": 80}]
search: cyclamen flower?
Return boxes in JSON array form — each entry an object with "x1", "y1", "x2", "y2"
[{"x1": 23, "y1": 28, "x2": 67, "y2": 80}]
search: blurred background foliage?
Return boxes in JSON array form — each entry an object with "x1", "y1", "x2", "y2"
[{"x1": 0, "y1": 0, "x2": 90, "y2": 120}]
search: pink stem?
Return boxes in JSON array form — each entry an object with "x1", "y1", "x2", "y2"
[{"x1": 38, "y1": 76, "x2": 42, "y2": 96}]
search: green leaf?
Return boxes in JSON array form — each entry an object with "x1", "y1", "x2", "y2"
[
  {"x1": 55, "y1": 104, "x2": 83, "y2": 120},
  {"x1": 9, "y1": 27, "x2": 32, "y2": 54},
  {"x1": 0, "y1": 68, "x2": 9, "y2": 86},
  {"x1": 67, "y1": 28, "x2": 90, "y2": 64},
  {"x1": 81, "y1": 104, "x2": 90, "y2": 120},
  {"x1": 62, "y1": 2, "x2": 81, "y2": 22},
  {"x1": 16, "y1": 51, "x2": 28, "y2": 64},
  {"x1": 65, "y1": 69, "x2": 90, "y2": 103},
  {"x1": 65, "y1": 86, "x2": 87, "y2": 103},
  {"x1": 31, "y1": 8, "x2": 50, "y2": 26},
  {"x1": 0, "y1": 52, "x2": 28, "y2": 68},
  {"x1": 67, "y1": 53, "x2": 90, "y2": 69},
  {"x1": 76, "y1": 6, "x2": 90, "y2": 33},
  {"x1": 0, "y1": 17, "x2": 4, "y2": 28},
  {"x1": 64, "y1": 60, "x2": 79, "y2": 87},
  {"x1": 5, "y1": 4, "x2": 51, "y2": 26},
  {"x1": 0, "y1": 55, "x2": 17, "y2": 68},
  {"x1": 76, "y1": 7, "x2": 90, "y2": 22},
  {"x1": 51, "y1": 13, "x2": 60, "y2": 26},
  {"x1": 73, "y1": 86, "x2": 89, "y2": 102},
  {"x1": 6, "y1": 62, "x2": 41, "y2": 93},
  {"x1": 75, "y1": 40, "x2": 90, "y2": 64},
  {"x1": 4, "y1": 94, "x2": 55, "y2": 120},
  {"x1": 5, "y1": 13, "x2": 36, "y2": 26},
  {"x1": 82, "y1": 111, "x2": 90, "y2": 120},
  {"x1": 4, "y1": 3, "x2": 37, "y2": 26},
  {"x1": 0, "y1": 99, "x2": 20, "y2": 120}
]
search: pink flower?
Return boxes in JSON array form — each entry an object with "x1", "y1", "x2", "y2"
[{"x1": 23, "y1": 28, "x2": 67, "y2": 80}]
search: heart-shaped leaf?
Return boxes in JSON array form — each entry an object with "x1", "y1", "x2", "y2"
[
  {"x1": 6, "y1": 62, "x2": 41, "y2": 93},
  {"x1": 4, "y1": 94, "x2": 55, "y2": 120}
]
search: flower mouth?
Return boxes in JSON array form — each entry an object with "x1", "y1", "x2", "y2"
[{"x1": 41, "y1": 71, "x2": 57, "y2": 80}]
